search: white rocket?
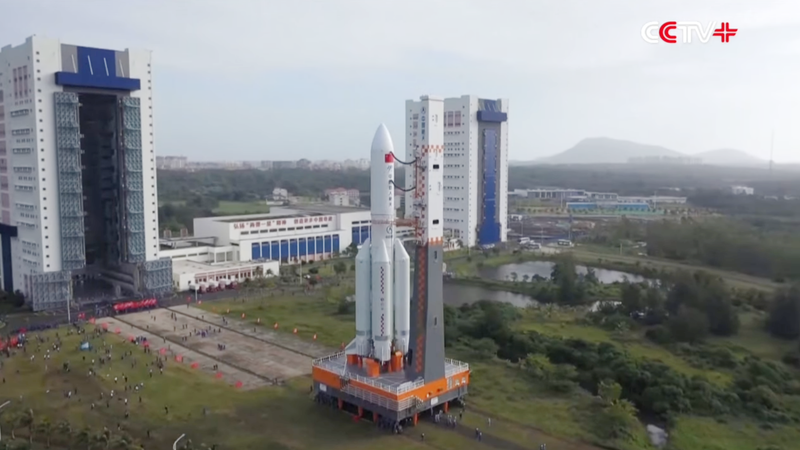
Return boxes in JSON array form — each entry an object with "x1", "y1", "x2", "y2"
[{"x1": 346, "y1": 124, "x2": 411, "y2": 363}]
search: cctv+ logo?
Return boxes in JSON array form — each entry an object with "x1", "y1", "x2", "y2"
[{"x1": 641, "y1": 22, "x2": 737, "y2": 44}]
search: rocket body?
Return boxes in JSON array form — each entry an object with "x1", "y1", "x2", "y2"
[{"x1": 346, "y1": 124, "x2": 411, "y2": 364}]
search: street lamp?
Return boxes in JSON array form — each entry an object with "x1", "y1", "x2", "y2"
[
  {"x1": 0, "y1": 400, "x2": 11, "y2": 442},
  {"x1": 173, "y1": 433, "x2": 186, "y2": 450}
]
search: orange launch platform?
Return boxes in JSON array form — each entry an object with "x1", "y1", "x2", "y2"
[{"x1": 312, "y1": 352, "x2": 469, "y2": 424}]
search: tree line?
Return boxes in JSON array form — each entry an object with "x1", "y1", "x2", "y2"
[
  {"x1": 508, "y1": 164, "x2": 800, "y2": 197},
  {"x1": 589, "y1": 217, "x2": 800, "y2": 281},
  {"x1": 157, "y1": 168, "x2": 371, "y2": 202}
]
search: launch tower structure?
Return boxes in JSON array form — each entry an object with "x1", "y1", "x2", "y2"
[{"x1": 312, "y1": 96, "x2": 470, "y2": 427}]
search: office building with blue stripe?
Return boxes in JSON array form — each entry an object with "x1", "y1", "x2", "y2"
[
  {"x1": 192, "y1": 205, "x2": 373, "y2": 265},
  {"x1": 404, "y1": 96, "x2": 508, "y2": 248}
]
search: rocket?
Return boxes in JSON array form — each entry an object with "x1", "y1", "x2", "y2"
[{"x1": 345, "y1": 124, "x2": 411, "y2": 363}]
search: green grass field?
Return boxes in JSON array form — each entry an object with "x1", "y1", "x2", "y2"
[
  {"x1": 0, "y1": 327, "x2": 498, "y2": 450},
  {"x1": 212, "y1": 201, "x2": 272, "y2": 215}
]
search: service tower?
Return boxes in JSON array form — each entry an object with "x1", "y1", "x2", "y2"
[{"x1": 312, "y1": 96, "x2": 470, "y2": 428}]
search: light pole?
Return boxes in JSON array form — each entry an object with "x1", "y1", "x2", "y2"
[
  {"x1": 0, "y1": 400, "x2": 11, "y2": 442},
  {"x1": 173, "y1": 433, "x2": 186, "y2": 450}
]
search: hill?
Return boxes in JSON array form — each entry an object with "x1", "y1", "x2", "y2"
[
  {"x1": 517, "y1": 138, "x2": 768, "y2": 167},
  {"x1": 694, "y1": 148, "x2": 766, "y2": 167},
  {"x1": 536, "y1": 137, "x2": 684, "y2": 164}
]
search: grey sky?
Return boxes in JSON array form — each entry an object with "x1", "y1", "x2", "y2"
[{"x1": 4, "y1": 0, "x2": 800, "y2": 161}]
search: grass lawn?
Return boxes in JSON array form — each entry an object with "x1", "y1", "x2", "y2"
[
  {"x1": 0, "y1": 327, "x2": 495, "y2": 450},
  {"x1": 668, "y1": 416, "x2": 800, "y2": 450},
  {"x1": 212, "y1": 201, "x2": 272, "y2": 215}
]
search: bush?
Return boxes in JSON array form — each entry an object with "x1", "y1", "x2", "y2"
[
  {"x1": 336, "y1": 299, "x2": 354, "y2": 315},
  {"x1": 645, "y1": 326, "x2": 673, "y2": 345},
  {"x1": 668, "y1": 306, "x2": 710, "y2": 343}
]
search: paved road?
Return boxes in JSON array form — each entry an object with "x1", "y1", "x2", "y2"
[{"x1": 96, "y1": 314, "x2": 265, "y2": 389}]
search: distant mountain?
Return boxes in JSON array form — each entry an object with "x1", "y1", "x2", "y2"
[
  {"x1": 693, "y1": 149, "x2": 766, "y2": 167},
  {"x1": 512, "y1": 137, "x2": 767, "y2": 167},
  {"x1": 536, "y1": 137, "x2": 683, "y2": 165}
]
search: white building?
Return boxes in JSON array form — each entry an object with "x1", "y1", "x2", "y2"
[
  {"x1": 404, "y1": 95, "x2": 509, "y2": 247},
  {"x1": 324, "y1": 188, "x2": 360, "y2": 207},
  {"x1": 192, "y1": 205, "x2": 380, "y2": 264},
  {"x1": 0, "y1": 36, "x2": 169, "y2": 310},
  {"x1": 731, "y1": 185, "x2": 754, "y2": 195},
  {"x1": 158, "y1": 242, "x2": 279, "y2": 291},
  {"x1": 272, "y1": 187, "x2": 289, "y2": 200}
]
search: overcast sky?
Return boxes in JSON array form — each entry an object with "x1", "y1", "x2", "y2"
[{"x1": 4, "y1": 0, "x2": 800, "y2": 162}]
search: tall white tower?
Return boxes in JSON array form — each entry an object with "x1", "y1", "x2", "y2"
[
  {"x1": 0, "y1": 36, "x2": 171, "y2": 310},
  {"x1": 404, "y1": 95, "x2": 508, "y2": 248}
]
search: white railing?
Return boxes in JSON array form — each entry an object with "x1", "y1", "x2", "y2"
[
  {"x1": 314, "y1": 353, "x2": 424, "y2": 394},
  {"x1": 342, "y1": 384, "x2": 424, "y2": 412},
  {"x1": 445, "y1": 358, "x2": 470, "y2": 376}
]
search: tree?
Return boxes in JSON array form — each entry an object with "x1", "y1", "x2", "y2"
[
  {"x1": 35, "y1": 417, "x2": 53, "y2": 448},
  {"x1": 510, "y1": 272, "x2": 518, "y2": 283},
  {"x1": 598, "y1": 379, "x2": 623, "y2": 404},
  {"x1": 333, "y1": 262, "x2": 347, "y2": 277},
  {"x1": 584, "y1": 267, "x2": 599, "y2": 284},
  {"x1": 767, "y1": 284, "x2": 800, "y2": 339},
  {"x1": 56, "y1": 421, "x2": 73, "y2": 443},
  {"x1": 522, "y1": 274, "x2": 530, "y2": 283},
  {"x1": 551, "y1": 256, "x2": 583, "y2": 304},
  {"x1": 668, "y1": 306, "x2": 709, "y2": 342},
  {"x1": 73, "y1": 427, "x2": 92, "y2": 450},
  {"x1": 619, "y1": 282, "x2": 643, "y2": 314}
]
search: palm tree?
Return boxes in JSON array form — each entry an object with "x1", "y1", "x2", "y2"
[
  {"x1": 73, "y1": 427, "x2": 92, "y2": 450},
  {"x1": 56, "y1": 421, "x2": 72, "y2": 445},
  {"x1": 14, "y1": 409, "x2": 33, "y2": 444},
  {"x1": 90, "y1": 428, "x2": 111, "y2": 450},
  {"x1": 35, "y1": 417, "x2": 53, "y2": 448}
]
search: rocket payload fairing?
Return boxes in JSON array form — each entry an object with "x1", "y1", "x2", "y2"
[{"x1": 346, "y1": 124, "x2": 411, "y2": 363}]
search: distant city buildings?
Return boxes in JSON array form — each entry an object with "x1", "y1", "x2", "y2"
[
  {"x1": 156, "y1": 156, "x2": 188, "y2": 170},
  {"x1": 730, "y1": 185, "x2": 755, "y2": 195},
  {"x1": 404, "y1": 95, "x2": 509, "y2": 247},
  {"x1": 154, "y1": 157, "x2": 371, "y2": 171},
  {"x1": 510, "y1": 187, "x2": 687, "y2": 204}
]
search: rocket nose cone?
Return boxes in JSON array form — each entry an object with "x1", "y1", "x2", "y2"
[{"x1": 371, "y1": 124, "x2": 394, "y2": 155}]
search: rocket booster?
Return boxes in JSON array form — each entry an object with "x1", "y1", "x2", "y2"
[{"x1": 346, "y1": 124, "x2": 411, "y2": 363}]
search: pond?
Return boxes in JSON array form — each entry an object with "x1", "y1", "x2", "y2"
[
  {"x1": 478, "y1": 261, "x2": 644, "y2": 284},
  {"x1": 442, "y1": 283, "x2": 536, "y2": 308}
]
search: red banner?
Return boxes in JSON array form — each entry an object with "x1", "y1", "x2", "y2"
[{"x1": 113, "y1": 298, "x2": 158, "y2": 313}]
